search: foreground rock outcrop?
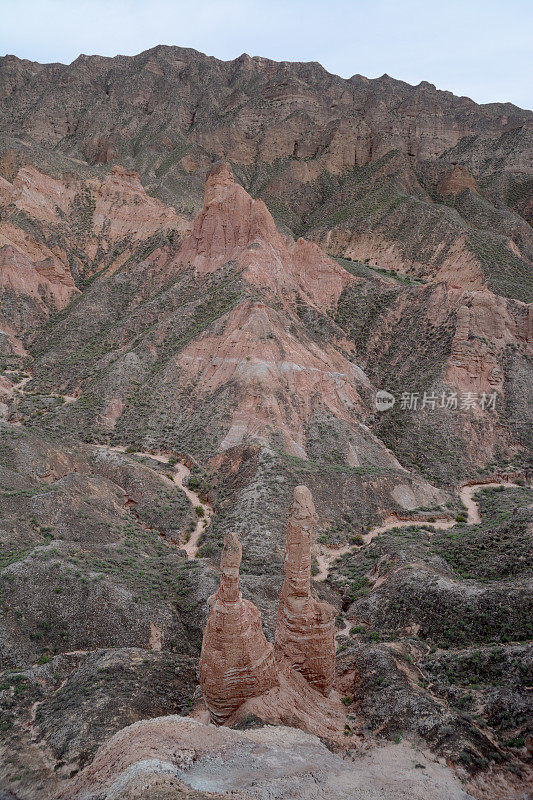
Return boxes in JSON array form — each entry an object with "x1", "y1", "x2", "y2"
[
  {"x1": 56, "y1": 715, "x2": 476, "y2": 800},
  {"x1": 199, "y1": 532, "x2": 278, "y2": 723},
  {"x1": 275, "y1": 485, "x2": 336, "y2": 694}
]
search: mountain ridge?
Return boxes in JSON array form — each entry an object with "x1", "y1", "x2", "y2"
[
  {"x1": 2, "y1": 43, "x2": 530, "y2": 305},
  {"x1": 3, "y1": 44, "x2": 531, "y2": 113}
]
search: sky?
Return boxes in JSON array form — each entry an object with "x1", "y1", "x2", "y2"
[{"x1": 1, "y1": 0, "x2": 532, "y2": 108}]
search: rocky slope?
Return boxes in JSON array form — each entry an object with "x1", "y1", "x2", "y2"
[
  {"x1": 0, "y1": 44, "x2": 531, "y2": 800},
  {"x1": 55, "y1": 716, "x2": 476, "y2": 800}
]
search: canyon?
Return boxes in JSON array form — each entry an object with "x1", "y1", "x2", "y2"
[{"x1": 0, "y1": 45, "x2": 531, "y2": 800}]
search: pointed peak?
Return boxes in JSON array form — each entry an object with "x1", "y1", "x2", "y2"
[
  {"x1": 218, "y1": 531, "x2": 242, "y2": 602},
  {"x1": 207, "y1": 160, "x2": 234, "y2": 181},
  {"x1": 291, "y1": 485, "x2": 317, "y2": 524},
  {"x1": 276, "y1": 484, "x2": 336, "y2": 695},
  {"x1": 204, "y1": 161, "x2": 235, "y2": 206},
  {"x1": 221, "y1": 531, "x2": 242, "y2": 568}
]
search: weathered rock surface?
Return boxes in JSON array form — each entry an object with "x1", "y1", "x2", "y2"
[
  {"x1": 176, "y1": 162, "x2": 351, "y2": 310},
  {"x1": 0, "y1": 243, "x2": 79, "y2": 356},
  {"x1": 0, "y1": 161, "x2": 188, "y2": 295},
  {"x1": 56, "y1": 715, "x2": 475, "y2": 800},
  {"x1": 199, "y1": 532, "x2": 278, "y2": 723},
  {"x1": 0, "y1": 43, "x2": 531, "y2": 800},
  {"x1": 0, "y1": 648, "x2": 198, "y2": 796},
  {"x1": 438, "y1": 165, "x2": 479, "y2": 196},
  {"x1": 199, "y1": 488, "x2": 346, "y2": 741},
  {"x1": 0, "y1": 244, "x2": 74, "y2": 306},
  {"x1": 447, "y1": 288, "x2": 532, "y2": 395},
  {"x1": 275, "y1": 486, "x2": 336, "y2": 694}
]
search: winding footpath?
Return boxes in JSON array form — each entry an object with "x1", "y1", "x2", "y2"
[
  {"x1": 330, "y1": 478, "x2": 526, "y2": 641},
  {"x1": 3, "y1": 371, "x2": 525, "y2": 573},
  {"x1": 319, "y1": 481, "x2": 524, "y2": 584},
  {"x1": 4, "y1": 372, "x2": 213, "y2": 558},
  {"x1": 458, "y1": 481, "x2": 521, "y2": 524},
  {"x1": 98, "y1": 445, "x2": 213, "y2": 559}
]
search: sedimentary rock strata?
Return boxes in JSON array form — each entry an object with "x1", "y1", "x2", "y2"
[
  {"x1": 175, "y1": 161, "x2": 352, "y2": 310},
  {"x1": 275, "y1": 485, "x2": 336, "y2": 694},
  {"x1": 200, "y1": 486, "x2": 336, "y2": 730},
  {"x1": 199, "y1": 531, "x2": 278, "y2": 724},
  {"x1": 0, "y1": 244, "x2": 77, "y2": 308}
]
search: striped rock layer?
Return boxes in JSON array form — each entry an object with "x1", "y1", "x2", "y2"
[
  {"x1": 199, "y1": 532, "x2": 278, "y2": 724},
  {"x1": 275, "y1": 485, "x2": 336, "y2": 694},
  {"x1": 200, "y1": 485, "x2": 337, "y2": 726}
]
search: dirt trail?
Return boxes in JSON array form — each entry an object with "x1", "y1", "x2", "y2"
[
  {"x1": 335, "y1": 618, "x2": 352, "y2": 641},
  {"x1": 459, "y1": 481, "x2": 520, "y2": 524},
  {"x1": 4, "y1": 383, "x2": 211, "y2": 557},
  {"x1": 363, "y1": 515, "x2": 455, "y2": 544},
  {"x1": 315, "y1": 546, "x2": 350, "y2": 582},
  {"x1": 315, "y1": 517, "x2": 453, "y2": 584},
  {"x1": 6, "y1": 369, "x2": 78, "y2": 403},
  {"x1": 97, "y1": 445, "x2": 213, "y2": 559},
  {"x1": 324, "y1": 479, "x2": 527, "y2": 639},
  {"x1": 316, "y1": 482, "x2": 524, "y2": 583},
  {"x1": 5, "y1": 372, "x2": 522, "y2": 570}
]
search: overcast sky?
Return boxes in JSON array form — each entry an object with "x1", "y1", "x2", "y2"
[{"x1": 1, "y1": 0, "x2": 532, "y2": 108}]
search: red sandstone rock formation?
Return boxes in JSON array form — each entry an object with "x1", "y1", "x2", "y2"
[
  {"x1": 0, "y1": 244, "x2": 76, "y2": 308},
  {"x1": 447, "y1": 288, "x2": 532, "y2": 394},
  {"x1": 199, "y1": 531, "x2": 278, "y2": 724},
  {"x1": 275, "y1": 485, "x2": 336, "y2": 695},
  {"x1": 175, "y1": 161, "x2": 352, "y2": 311},
  {"x1": 438, "y1": 165, "x2": 479, "y2": 196},
  {"x1": 199, "y1": 488, "x2": 344, "y2": 738},
  {"x1": 175, "y1": 297, "x2": 372, "y2": 458},
  {"x1": 0, "y1": 163, "x2": 189, "y2": 288},
  {"x1": 169, "y1": 164, "x2": 394, "y2": 461}
]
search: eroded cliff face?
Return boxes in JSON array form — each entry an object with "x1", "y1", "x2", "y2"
[
  {"x1": 175, "y1": 161, "x2": 351, "y2": 310},
  {"x1": 0, "y1": 162, "x2": 189, "y2": 356},
  {"x1": 4, "y1": 160, "x2": 529, "y2": 482},
  {"x1": 0, "y1": 162, "x2": 188, "y2": 282},
  {"x1": 169, "y1": 164, "x2": 393, "y2": 461},
  {"x1": 0, "y1": 243, "x2": 79, "y2": 356},
  {"x1": 447, "y1": 289, "x2": 533, "y2": 394},
  {"x1": 1, "y1": 46, "x2": 530, "y2": 178},
  {"x1": 1, "y1": 46, "x2": 531, "y2": 305}
]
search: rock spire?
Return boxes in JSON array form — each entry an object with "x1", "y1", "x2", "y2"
[
  {"x1": 275, "y1": 485, "x2": 336, "y2": 695},
  {"x1": 199, "y1": 532, "x2": 278, "y2": 724},
  {"x1": 199, "y1": 486, "x2": 338, "y2": 731}
]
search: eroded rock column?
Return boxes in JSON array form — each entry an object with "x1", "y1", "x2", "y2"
[
  {"x1": 199, "y1": 532, "x2": 278, "y2": 724},
  {"x1": 275, "y1": 485, "x2": 336, "y2": 695}
]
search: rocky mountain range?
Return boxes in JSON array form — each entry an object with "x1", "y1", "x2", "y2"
[{"x1": 0, "y1": 46, "x2": 531, "y2": 800}]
